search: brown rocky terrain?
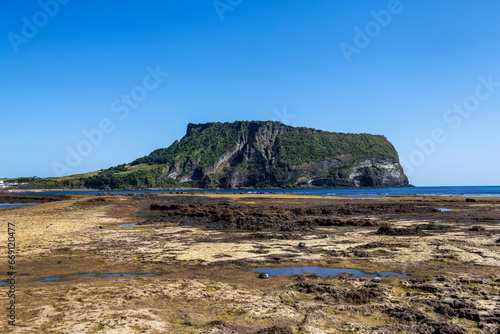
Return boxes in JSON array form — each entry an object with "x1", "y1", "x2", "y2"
[{"x1": 0, "y1": 193, "x2": 499, "y2": 333}]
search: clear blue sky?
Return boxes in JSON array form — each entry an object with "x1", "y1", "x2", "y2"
[{"x1": 1, "y1": 0, "x2": 499, "y2": 186}]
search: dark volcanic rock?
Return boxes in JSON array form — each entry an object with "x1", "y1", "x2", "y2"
[
  {"x1": 384, "y1": 306, "x2": 469, "y2": 333},
  {"x1": 205, "y1": 320, "x2": 253, "y2": 334},
  {"x1": 143, "y1": 197, "x2": 442, "y2": 233},
  {"x1": 386, "y1": 306, "x2": 433, "y2": 324},
  {"x1": 255, "y1": 326, "x2": 294, "y2": 334},
  {"x1": 0, "y1": 193, "x2": 70, "y2": 204},
  {"x1": 371, "y1": 322, "x2": 468, "y2": 334},
  {"x1": 376, "y1": 225, "x2": 419, "y2": 236},
  {"x1": 294, "y1": 282, "x2": 386, "y2": 304},
  {"x1": 418, "y1": 321, "x2": 469, "y2": 334}
]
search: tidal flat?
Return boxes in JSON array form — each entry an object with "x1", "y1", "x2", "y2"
[{"x1": 0, "y1": 193, "x2": 499, "y2": 333}]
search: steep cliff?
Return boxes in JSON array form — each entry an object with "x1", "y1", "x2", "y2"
[{"x1": 101, "y1": 121, "x2": 408, "y2": 189}]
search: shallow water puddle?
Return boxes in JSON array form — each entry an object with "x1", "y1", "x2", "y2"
[
  {"x1": 36, "y1": 276, "x2": 63, "y2": 282},
  {"x1": 0, "y1": 203, "x2": 38, "y2": 209},
  {"x1": 74, "y1": 273, "x2": 96, "y2": 276},
  {"x1": 250, "y1": 266, "x2": 409, "y2": 278},
  {"x1": 0, "y1": 273, "x2": 156, "y2": 284},
  {"x1": 119, "y1": 223, "x2": 138, "y2": 226},
  {"x1": 0, "y1": 274, "x2": 29, "y2": 286},
  {"x1": 436, "y1": 208, "x2": 453, "y2": 212},
  {"x1": 100, "y1": 273, "x2": 155, "y2": 277}
]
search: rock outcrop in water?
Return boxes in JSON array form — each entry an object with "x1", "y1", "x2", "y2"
[{"x1": 81, "y1": 121, "x2": 408, "y2": 189}]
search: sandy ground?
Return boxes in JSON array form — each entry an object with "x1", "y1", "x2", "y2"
[{"x1": 0, "y1": 193, "x2": 499, "y2": 333}]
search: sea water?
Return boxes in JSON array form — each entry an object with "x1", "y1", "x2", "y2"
[
  {"x1": 21, "y1": 185, "x2": 500, "y2": 198},
  {"x1": 0, "y1": 203, "x2": 38, "y2": 209}
]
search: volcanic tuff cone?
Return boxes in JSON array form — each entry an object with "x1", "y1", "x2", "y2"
[{"x1": 80, "y1": 121, "x2": 408, "y2": 189}]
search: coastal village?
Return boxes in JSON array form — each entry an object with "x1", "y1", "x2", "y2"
[{"x1": 0, "y1": 177, "x2": 39, "y2": 189}]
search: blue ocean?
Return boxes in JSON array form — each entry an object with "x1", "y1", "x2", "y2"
[
  {"x1": 18, "y1": 185, "x2": 500, "y2": 198},
  {"x1": 0, "y1": 203, "x2": 38, "y2": 209}
]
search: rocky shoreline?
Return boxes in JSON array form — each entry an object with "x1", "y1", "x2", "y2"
[
  {"x1": 0, "y1": 193, "x2": 498, "y2": 333},
  {"x1": 0, "y1": 193, "x2": 70, "y2": 204}
]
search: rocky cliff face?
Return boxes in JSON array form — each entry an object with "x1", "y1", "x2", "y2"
[
  {"x1": 132, "y1": 121, "x2": 409, "y2": 189},
  {"x1": 219, "y1": 156, "x2": 407, "y2": 189}
]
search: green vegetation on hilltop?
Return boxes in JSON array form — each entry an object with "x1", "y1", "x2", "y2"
[
  {"x1": 273, "y1": 127, "x2": 397, "y2": 169},
  {"x1": 132, "y1": 121, "x2": 397, "y2": 170},
  {"x1": 132, "y1": 122, "x2": 246, "y2": 168}
]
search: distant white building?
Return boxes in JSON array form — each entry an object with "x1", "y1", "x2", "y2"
[{"x1": 0, "y1": 180, "x2": 4, "y2": 188}]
